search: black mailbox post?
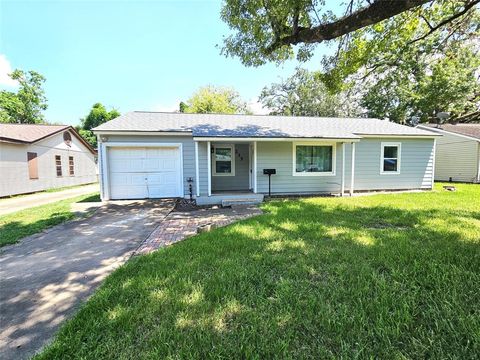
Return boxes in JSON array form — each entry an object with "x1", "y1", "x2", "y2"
[{"x1": 263, "y1": 169, "x2": 276, "y2": 197}]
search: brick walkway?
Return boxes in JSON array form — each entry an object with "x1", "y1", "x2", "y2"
[{"x1": 135, "y1": 205, "x2": 262, "y2": 255}]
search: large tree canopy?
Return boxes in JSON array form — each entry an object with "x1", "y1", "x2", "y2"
[
  {"x1": 181, "y1": 86, "x2": 250, "y2": 114},
  {"x1": 223, "y1": 0, "x2": 480, "y2": 123},
  {"x1": 0, "y1": 69, "x2": 48, "y2": 124},
  {"x1": 260, "y1": 68, "x2": 361, "y2": 117},
  {"x1": 221, "y1": 0, "x2": 479, "y2": 66}
]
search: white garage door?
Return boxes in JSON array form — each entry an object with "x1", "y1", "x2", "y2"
[{"x1": 108, "y1": 146, "x2": 182, "y2": 199}]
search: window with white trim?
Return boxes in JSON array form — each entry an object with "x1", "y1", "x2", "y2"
[
  {"x1": 381, "y1": 143, "x2": 401, "y2": 174},
  {"x1": 293, "y1": 144, "x2": 335, "y2": 176},
  {"x1": 213, "y1": 145, "x2": 235, "y2": 176}
]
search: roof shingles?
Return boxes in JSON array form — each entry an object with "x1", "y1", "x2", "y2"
[{"x1": 93, "y1": 112, "x2": 439, "y2": 138}]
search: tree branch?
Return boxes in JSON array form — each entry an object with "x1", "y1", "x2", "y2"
[
  {"x1": 409, "y1": 0, "x2": 480, "y2": 44},
  {"x1": 265, "y1": 0, "x2": 432, "y2": 53}
]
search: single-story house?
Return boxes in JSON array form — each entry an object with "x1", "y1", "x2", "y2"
[
  {"x1": 0, "y1": 124, "x2": 97, "y2": 197},
  {"x1": 417, "y1": 123, "x2": 480, "y2": 183},
  {"x1": 93, "y1": 112, "x2": 440, "y2": 205}
]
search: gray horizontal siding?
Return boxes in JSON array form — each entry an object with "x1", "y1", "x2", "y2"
[
  {"x1": 256, "y1": 142, "x2": 342, "y2": 194},
  {"x1": 101, "y1": 135, "x2": 435, "y2": 198},
  {"x1": 344, "y1": 138, "x2": 434, "y2": 191}
]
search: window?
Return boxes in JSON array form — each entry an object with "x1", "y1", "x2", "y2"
[
  {"x1": 63, "y1": 131, "x2": 72, "y2": 146},
  {"x1": 55, "y1": 155, "x2": 62, "y2": 177},
  {"x1": 69, "y1": 156, "x2": 74, "y2": 176},
  {"x1": 213, "y1": 145, "x2": 235, "y2": 176},
  {"x1": 381, "y1": 142, "x2": 401, "y2": 174},
  {"x1": 27, "y1": 152, "x2": 38, "y2": 179},
  {"x1": 293, "y1": 144, "x2": 335, "y2": 176}
]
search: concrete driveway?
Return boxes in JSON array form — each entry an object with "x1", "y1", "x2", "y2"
[{"x1": 0, "y1": 200, "x2": 174, "y2": 360}]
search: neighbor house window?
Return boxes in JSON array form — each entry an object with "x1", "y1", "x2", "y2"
[
  {"x1": 27, "y1": 152, "x2": 38, "y2": 179},
  {"x1": 55, "y1": 155, "x2": 62, "y2": 177},
  {"x1": 293, "y1": 144, "x2": 335, "y2": 176},
  {"x1": 213, "y1": 144, "x2": 235, "y2": 176},
  {"x1": 69, "y1": 156, "x2": 74, "y2": 176},
  {"x1": 381, "y1": 143, "x2": 401, "y2": 174}
]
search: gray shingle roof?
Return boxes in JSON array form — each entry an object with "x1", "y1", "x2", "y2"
[
  {"x1": 93, "y1": 111, "x2": 440, "y2": 139},
  {"x1": 419, "y1": 123, "x2": 480, "y2": 140}
]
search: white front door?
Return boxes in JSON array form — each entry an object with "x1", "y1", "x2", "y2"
[{"x1": 108, "y1": 146, "x2": 182, "y2": 199}]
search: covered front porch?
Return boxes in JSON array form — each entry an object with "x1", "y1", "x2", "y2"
[{"x1": 193, "y1": 138, "x2": 358, "y2": 205}]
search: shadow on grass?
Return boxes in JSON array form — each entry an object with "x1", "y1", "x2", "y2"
[
  {"x1": 0, "y1": 211, "x2": 74, "y2": 247},
  {"x1": 36, "y1": 199, "x2": 480, "y2": 359},
  {"x1": 77, "y1": 194, "x2": 101, "y2": 203}
]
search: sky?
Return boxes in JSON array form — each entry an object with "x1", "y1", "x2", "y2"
[{"x1": 0, "y1": 0, "x2": 334, "y2": 126}]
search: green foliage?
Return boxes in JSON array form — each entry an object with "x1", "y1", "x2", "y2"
[
  {"x1": 36, "y1": 183, "x2": 480, "y2": 358},
  {"x1": 221, "y1": 0, "x2": 479, "y2": 123},
  {"x1": 260, "y1": 68, "x2": 361, "y2": 117},
  {"x1": 0, "y1": 69, "x2": 47, "y2": 124},
  {"x1": 79, "y1": 103, "x2": 120, "y2": 148},
  {"x1": 183, "y1": 86, "x2": 249, "y2": 114},
  {"x1": 179, "y1": 101, "x2": 189, "y2": 113},
  {"x1": 322, "y1": 2, "x2": 480, "y2": 123}
]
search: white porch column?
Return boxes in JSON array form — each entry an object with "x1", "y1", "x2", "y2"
[
  {"x1": 253, "y1": 141, "x2": 257, "y2": 193},
  {"x1": 350, "y1": 142, "x2": 356, "y2": 196},
  {"x1": 207, "y1": 141, "x2": 211, "y2": 196},
  {"x1": 341, "y1": 142, "x2": 345, "y2": 196},
  {"x1": 194, "y1": 141, "x2": 200, "y2": 197}
]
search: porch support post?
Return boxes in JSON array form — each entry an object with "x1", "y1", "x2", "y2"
[
  {"x1": 341, "y1": 142, "x2": 345, "y2": 196},
  {"x1": 350, "y1": 142, "x2": 356, "y2": 196},
  {"x1": 194, "y1": 141, "x2": 200, "y2": 197},
  {"x1": 253, "y1": 141, "x2": 257, "y2": 193},
  {"x1": 207, "y1": 141, "x2": 211, "y2": 196}
]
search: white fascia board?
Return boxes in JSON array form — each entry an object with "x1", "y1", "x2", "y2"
[
  {"x1": 358, "y1": 134, "x2": 441, "y2": 139},
  {"x1": 193, "y1": 137, "x2": 361, "y2": 142},
  {"x1": 93, "y1": 131, "x2": 192, "y2": 136}
]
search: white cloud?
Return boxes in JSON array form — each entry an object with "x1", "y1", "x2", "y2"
[
  {"x1": 0, "y1": 54, "x2": 18, "y2": 88},
  {"x1": 247, "y1": 99, "x2": 270, "y2": 115}
]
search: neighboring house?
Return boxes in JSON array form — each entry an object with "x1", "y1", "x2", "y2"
[
  {"x1": 0, "y1": 124, "x2": 97, "y2": 197},
  {"x1": 417, "y1": 123, "x2": 480, "y2": 183},
  {"x1": 93, "y1": 112, "x2": 440, "y2": 205}
]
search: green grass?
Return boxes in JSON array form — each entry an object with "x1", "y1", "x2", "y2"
[
  {"x1": 0, "y1": 182, "x2": 98, "y2": 201},
  {"x1": 37, "y1": 184, "x2": 480, "y2": 359},
  {"x1": 0, "y1": 193, "x2": 99, "y2": 247}
]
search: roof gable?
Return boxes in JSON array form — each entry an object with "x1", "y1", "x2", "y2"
[
  {"x1": 0, "y1": 124, "x2": 96, "y2": 154},
  {"x1": 419, "y1": 124, "x2": 480, "y2": 141}
]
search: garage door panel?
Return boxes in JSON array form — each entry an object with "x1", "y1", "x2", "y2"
[{"x1": 108, "y1": 146, "x2": 182, "y2": 200}]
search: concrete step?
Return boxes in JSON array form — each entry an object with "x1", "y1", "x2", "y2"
[{"x1": 221, "y1": 198, "x2": 262, "y2": 207}]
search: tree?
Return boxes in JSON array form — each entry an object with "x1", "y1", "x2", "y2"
[
  {"x1": 220, "y1": 0, "x2": 479, "y2": 66},
  {"x1": 79, "y1": 103, "x2": 120, "y2": 148},
  {"x1": 0, "y1": 69, "x2": 48, "y2": 123},
  {"x1": 259, "y1": 68, "x2": 361, "y2": 117},
  {"x1": 182, "y1": 86, "x2": 249, "y2": 114}
]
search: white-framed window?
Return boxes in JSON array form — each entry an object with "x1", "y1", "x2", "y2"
[
  {"x1": 381, "y1": 142, "x2": 401, "y2": 174},
  {"x1": 212, "y1": 144, "x2": 235, "y2": 176},
  {"x1": 292, "y1": 143, "x2": 336, "y2": 176}
]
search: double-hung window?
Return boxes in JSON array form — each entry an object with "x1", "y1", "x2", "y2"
[
  {"x1": 293, "y1": 143, "x2": 335, "y2": 176},
  {"x1": 381, "y1": 142, "x2": 401, "y2": 174},
  {"x1": 69, "y1": 156, "x2": 75, "y2": 176},
  {"x1": 55, "y1": 155, "x2": 62, "y2": 177},
  {"x1": 213, "y1": 145, "x2": 235, "y2": 176}
]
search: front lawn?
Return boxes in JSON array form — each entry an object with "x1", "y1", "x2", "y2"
[
  {"x1": 0, "y1": 193, "x2": 99, "y2": 247},
  {"x1": 37, "y1": 184, "x2": 480, "y2": 359}
]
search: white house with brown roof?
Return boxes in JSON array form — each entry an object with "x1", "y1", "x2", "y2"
[
  {"x1": 417, "y1": 123, "x2": 480, "y2": 183},
  {"x1": 0, "y1": 124, "x2": 97, "y2": 197}
]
